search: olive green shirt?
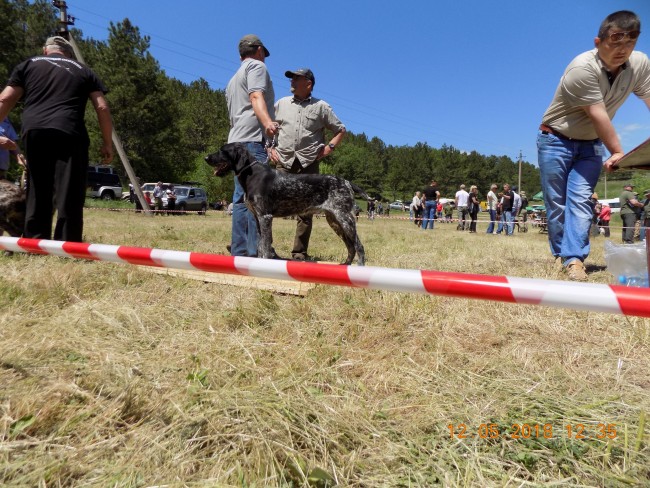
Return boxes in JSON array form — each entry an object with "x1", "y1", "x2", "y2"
[
  {"x1": 619, "y1": 189, "x2": 639, "y2": 216},
  {"x1": 273, "y1": 95, "x2": 345, "y2": 169}
]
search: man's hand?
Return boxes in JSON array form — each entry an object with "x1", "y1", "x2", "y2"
[
  {"x1": 603, "y1": 151, "x2": 625, "y2": 172},
  {"x1": 0, "y1": 136, "x2": 17, "y2": 151},
  {"x1": 16, "y1": 153, "x2": 26, "y2": 168},
  {"x1": 268, "y1": 146, "x2": 280, "y2": 163},
  {"x1": 264, "y1": 121, "x2": 279, "y2": 137},
  {"x1": 101, "y1": 143, "x2": 114, "y2": 163}
]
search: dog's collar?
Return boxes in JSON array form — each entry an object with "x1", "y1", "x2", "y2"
[{"x1": 234, "y1": 160, "x2": 259, "y2": 176}]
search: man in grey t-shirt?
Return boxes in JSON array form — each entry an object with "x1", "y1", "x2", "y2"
[{"x1": 225, "y1": 34, "x2": 277, "y2": 257}]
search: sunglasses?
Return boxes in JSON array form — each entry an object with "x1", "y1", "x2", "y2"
[{"x1": 606, "y1": 30, "x2": 641, "y2": 43}]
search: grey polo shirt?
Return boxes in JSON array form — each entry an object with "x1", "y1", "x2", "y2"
[
  {"x1": 226, "y1": 58, "x2": 275, "y2": 143},
  {"x1": 274, "y1": 95, "x2": 345, "y2": 168},
  {"x1": 542, "y1": 49, "x2": 650, "y2": 140}
]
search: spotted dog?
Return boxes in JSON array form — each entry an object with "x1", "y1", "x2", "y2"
[
  {"x1": 0, "y1": 180, "x2": 26, "y2": 238},
  {"x1": 205, "y1": 143, "x2": 370, "y2": 265}
]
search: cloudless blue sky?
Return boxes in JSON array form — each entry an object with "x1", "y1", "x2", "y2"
[{"x1": 66, "y1": 0, "x2": 650, "y2": 166}]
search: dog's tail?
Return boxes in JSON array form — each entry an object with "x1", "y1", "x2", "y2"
[{"x1": 350, "y1": 183, "x2": 373, "y2": 201}]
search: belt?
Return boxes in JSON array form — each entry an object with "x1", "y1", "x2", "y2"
[{"x1": 539, "y1": 124, "x2": 599, "y2": 143}]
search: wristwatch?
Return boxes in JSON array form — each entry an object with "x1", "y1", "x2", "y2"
[{"x1": 328, "y1": 143, "x2": 336, "y2": 151}]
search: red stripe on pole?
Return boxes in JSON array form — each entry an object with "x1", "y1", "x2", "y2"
[
  {"x1": 421, "y1": 271, "x2": 517, "y2": 302},
  {"x1": 611, "y1": 285, "x2": 650, "y2": 318},
  {"x1": 189, "y1": 252, "x2": 239, "y2": 274},
  {"x1": 286, "y1": 261, "x2": 355, "y2": 286},
  {"x1": 62, "y1": 241, "x2": 100, "y2": 260},
  {"x1": 116, "y1": 246, "x2": 162, "y2": 266},
  {"x1": 17, "y1": 238, "x2": 47, "y2": 254}
]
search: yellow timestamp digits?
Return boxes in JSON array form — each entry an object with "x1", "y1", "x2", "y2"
[{"x1": 448, "y1": 423, "x2": 617, "y2": 440}]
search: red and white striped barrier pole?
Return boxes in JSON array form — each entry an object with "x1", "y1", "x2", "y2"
[{"x1": 2, "y1": 236, "x2": 650, "y2": 318}]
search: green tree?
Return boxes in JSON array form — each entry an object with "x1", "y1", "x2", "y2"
[{"x1": 80, "y1": 19, "x2": 188, "y2": 182}]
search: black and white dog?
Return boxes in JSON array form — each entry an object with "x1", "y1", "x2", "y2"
[
  {"x1": 0, "y1": 180, "x2": 26, "y2": 238},
  {"x1": 205, "y1": 143, "x2": 370, "y2": 265}
]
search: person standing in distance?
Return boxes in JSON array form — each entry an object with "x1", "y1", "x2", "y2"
[
  {"x1": 537, "y1": 10, "x2": 650, "y2": 281},
  {"x1": 225, "y1": 34, "x2": 277, "y2": 257},
  {"x1": 269, "y1": 68, "x2": 346, "y2": 260},
  {"x1": 422, "y1": 179, "x2": 440, "y2": 230},
  {"x1": 486, "y1": 183, "x2": 498, "y2": 234},
  {"x1": 0, "y1": 36, "x2": 113, "y2": 242}
]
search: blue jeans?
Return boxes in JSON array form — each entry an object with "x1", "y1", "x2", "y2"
[
  {"x1": 423, "y1": 200, "x2": 437, "y2": 229},
  {"x1": 537, "y1": 131, "x2": 603, "y2": 265},
  {"x1": 496, "y1": 210, "x2": 513, "y2": 235},
  {"x1": 486, "y1": 209, "x2": 497, "y2": 234},
  {"x1": 231, "y1": 141, "x2": 267, "y2": 257}
]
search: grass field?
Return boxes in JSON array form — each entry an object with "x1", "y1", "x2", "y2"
[{"x1": 1, "y1": 206, "x2": 649, "y2": 487}]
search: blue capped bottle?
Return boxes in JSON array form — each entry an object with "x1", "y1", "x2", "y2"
[{"x1": 618, "y1": 274, "x2": 650, "y2": 287}]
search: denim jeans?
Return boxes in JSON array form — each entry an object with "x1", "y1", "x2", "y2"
[
  {"x1": 486, "y1": 209, "x2": 497, "y2": 234},
  {"x1": 423, "y1": 200, "x2": 437, "y2": 229},
  {"x1": 231, "y1": 141, "x2": 267, "y2": 256},
  {"x1": 537, "y1": 131, "x2": 603, "y2": 265},
  {"x1": 496, "y1": 210, "x2": 513, "y2": 235}
]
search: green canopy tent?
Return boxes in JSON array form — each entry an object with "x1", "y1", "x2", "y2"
[{"x1": 531, "y1": 191, "x2": 544, "y2": 201}]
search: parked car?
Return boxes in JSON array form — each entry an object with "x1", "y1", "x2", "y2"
[
  {"x1": 389, "y1": 201, "x2": 405, "y2": 210},
  {"x1": 87, "y1": 167, "x2": 123, "y2": 200},
  {"x1": 174, "y1": 185, "x2": 208, "y2": 214}
]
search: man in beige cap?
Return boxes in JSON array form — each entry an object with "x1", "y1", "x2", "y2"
[
  {"x1": 0, "y1": 35, "x2": 113, "y2": 242},
  {"x1": 225, "y1": 34, "x2": 277, "y2": 257},
  {"x1": 269, "y1": 67, "x2": 346, "y2": 260}
]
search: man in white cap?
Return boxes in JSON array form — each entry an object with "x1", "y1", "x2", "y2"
[
  {"x1": 269, "y1": 67, "x2": 346, "y2": 260},
  {"x1": 0, "y1": 35, "x2": 113, "y2": 242},
  {"x1": 225, "y1": 34, "x2": 277, "y2": 257}
]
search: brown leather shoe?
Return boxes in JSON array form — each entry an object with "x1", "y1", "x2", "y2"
[{"x1": 566, "y1": 261, "x2": 587, "y2": 282}]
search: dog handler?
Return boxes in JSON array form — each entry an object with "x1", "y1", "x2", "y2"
[
  {"x1": 537, "y1": 10, "x2": 650, "y2": 281},
  {"x1": 225, "y1": 34, "x2": 277, "y2": 257},
  {"x1": 0, "y1": 36, "x2": 113, "y2": 242},
  {"x1": 269, "y1": 68, "x2": 346, "y2": 261}
]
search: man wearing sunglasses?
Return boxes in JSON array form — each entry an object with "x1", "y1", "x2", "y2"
[{"x1": 537, "y1": 10, "x2": 650, "y2": 281}]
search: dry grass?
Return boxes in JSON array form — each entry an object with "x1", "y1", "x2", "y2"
[{"x1": 1, "y1": 208, "x2": 649, "y2": 487}]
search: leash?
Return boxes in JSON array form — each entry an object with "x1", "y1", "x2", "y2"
[{"x1": 234, "y1": 159, "x2": 259, "y2": 176}]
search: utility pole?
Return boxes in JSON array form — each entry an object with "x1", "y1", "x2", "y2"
[
  {"x1": 517, "y1": 150, "x2": 523, "y2": 192},
  {"x1": 51, "y1": 1, "x2": 152, "y2": 215}
]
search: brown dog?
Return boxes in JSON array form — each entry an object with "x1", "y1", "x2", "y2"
[{"x1": 0, "y1": 180, "x2": 26, "y2": 237}]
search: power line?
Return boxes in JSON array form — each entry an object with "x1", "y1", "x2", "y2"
[{"x1": 67, "y1": 2, "x2": 527, "y2": 158}]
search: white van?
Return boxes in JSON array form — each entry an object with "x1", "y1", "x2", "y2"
[{"x1": 599, "y1": 198, "x2": 620, "y2": 213}]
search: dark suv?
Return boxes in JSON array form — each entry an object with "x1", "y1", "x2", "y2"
[{"x1": 87, "y1": 166, "x2": 123, "y2": 200}]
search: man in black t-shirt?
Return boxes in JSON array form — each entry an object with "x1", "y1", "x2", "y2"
[
  {"x1": 422, "y1": 179, "x2": 440, "y2": 230},
  {"x1": 0, "y1": 36, "x2": 114, "y2": 242}
]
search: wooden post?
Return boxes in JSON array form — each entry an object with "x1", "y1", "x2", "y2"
[{"x1": 65, "y1": 35, "x2": 152, "y2": 215}]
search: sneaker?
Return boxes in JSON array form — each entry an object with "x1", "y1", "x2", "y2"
[{"x1": 566, "y1": 261, "x2": 587, "y2": 282}]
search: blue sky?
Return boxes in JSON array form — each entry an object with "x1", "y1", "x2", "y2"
[{"x1": 66, "y1": 0, "x2": 650, "y2": 166}]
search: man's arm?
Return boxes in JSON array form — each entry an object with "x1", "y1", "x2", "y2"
[
  {"x1": 0, "y1": 86, "x2": 24, "y2": 122},
  {"x1": 89, "y1": 91, "x2": 114, "y2": 163},
  {"x1": 0, "y1": 136, "x2": 17, "y2": 151},
  {"x1": 582, "y1": 102, "x2": 624, "y2": 171},
  {"x1": 249, "y1": 91, "x2": 277, "y2": 137}
]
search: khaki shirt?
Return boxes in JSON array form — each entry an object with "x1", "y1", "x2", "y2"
[
  {"x1": 542, "y1": 50, "x2": 650, "y2": 140},
  {"x1": 274, "y1": 95, "x2": 345, "y2": 168}
]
